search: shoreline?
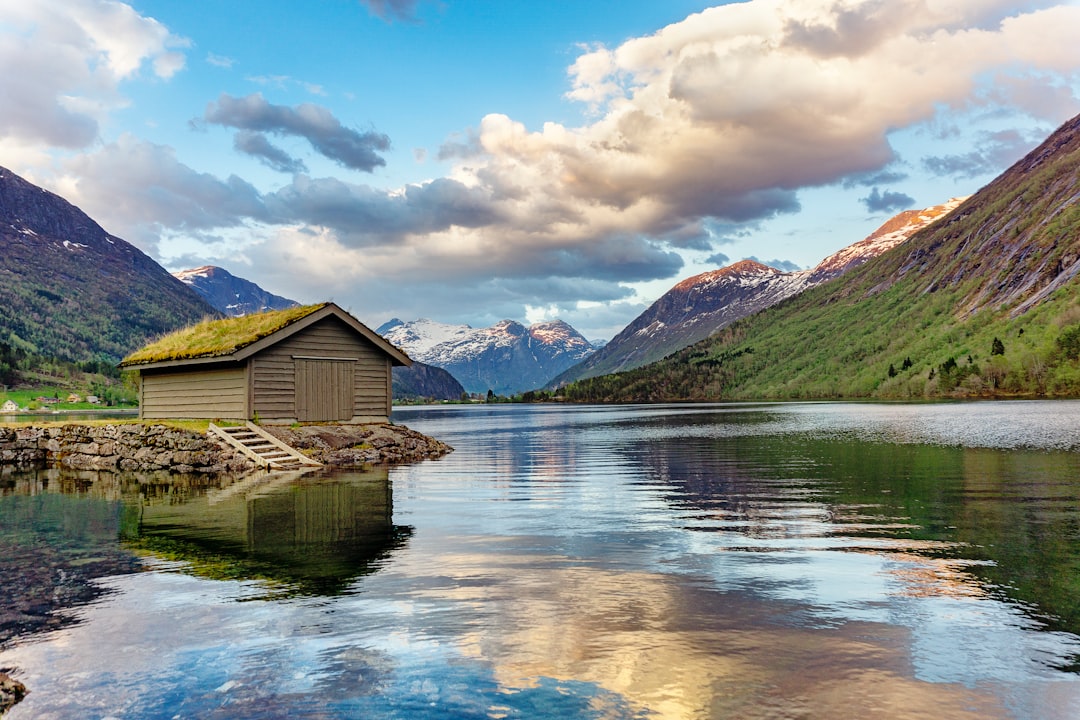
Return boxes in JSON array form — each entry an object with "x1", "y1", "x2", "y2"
[{"x1": 0, "y1": 422, "x2": 452, "y2": 475}]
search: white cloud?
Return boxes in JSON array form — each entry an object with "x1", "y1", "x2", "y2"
[
  {"x1": 5, "y1": 0, "x2": 1080, "y2": 337},
  {"x1": 58, "y1": 134, "x2": 265, "y2": 253},
  {"x1": 0, "y1": 0, "x2": 187, "y2": 148},
  {"x1": 206, "y1": 52, "x2": 235, "y2": 69}
]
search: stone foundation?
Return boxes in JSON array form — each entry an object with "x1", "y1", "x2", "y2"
[
  {"x1": 0, "y1": 423, "x2": 254, "y2": 474},
  {"x1": 0, "y1": 422, "x2": 452, "y2": 475}
]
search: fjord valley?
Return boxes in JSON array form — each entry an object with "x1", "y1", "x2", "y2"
[
  {"x1": 552, "y1": 198, "x2": 965, "y2": 386},
  {"x1": 561, "y1": 113, "x2": 1080, "y2": 403}
]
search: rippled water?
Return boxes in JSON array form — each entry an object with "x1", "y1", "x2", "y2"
[{"x1": 3, "y1": 401, "x2": 1080, "y2": 719}]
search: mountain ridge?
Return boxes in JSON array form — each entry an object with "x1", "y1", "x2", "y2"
[
  {"x1": 553, "y1": 198, "x2": 963, "y2": 386},
  {"x1": 174, "y1": 265, "x2": 300, "y2": 317},
  {"x1": 0, "y1": 166, "x2": 217, "y2": 362},
  {"x1": 379, "y1": 317, "x2": 595, "y2": 395},
  {"x1": 560, "y1": 113, "x2": 1080, "y2": 402}
]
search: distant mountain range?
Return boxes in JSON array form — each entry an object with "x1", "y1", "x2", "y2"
[
  {"x1": 0, "y1": 165, "x2": 216, "y2": 362},
  {"x1": 553, "y1": 198, "x2": 964, "y2": 386},
  {"x1": 174, "y1": 266, "x2": 299, "y2": 317},
  {"x1": 172, "y1": 265, "x2": 463, "y2": 402},
  {"x1": 561, "y1": 112, "x2": 1080, "y2": 402},
  {"x1": 378, "y1": 317, "x2": 595, "y2": 395}
]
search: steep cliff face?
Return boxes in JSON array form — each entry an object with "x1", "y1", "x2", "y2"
[
  {"x1": 869, "y1": 114, "x2": 1080, "y2": 318},
  {"x1": 0, "y1": 166, "x2": 216, "y2": 361},
  {"x1": 553, "y1": 201, "x2": 962, "y2": 385}
]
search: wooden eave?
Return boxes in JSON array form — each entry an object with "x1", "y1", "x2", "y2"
[{"x1": 124, "y1": 302, "x2": 412, "y2": 371}]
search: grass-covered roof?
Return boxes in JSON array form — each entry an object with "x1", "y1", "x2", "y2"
[{"x1": 120, "y1": 303, "x2": 328, "y2": 366}]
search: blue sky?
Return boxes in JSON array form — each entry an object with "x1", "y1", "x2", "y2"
[{"x1": 2, "y1": 0, "x2": 1079, "y2": 340}]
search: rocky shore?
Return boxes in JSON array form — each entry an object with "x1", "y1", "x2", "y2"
[
  {"x1": 0, "y1": 422, "x2": 451, "y2": 474},
  {"x1": 263, "y1": 423, "x2": 453, "y2": 467}
]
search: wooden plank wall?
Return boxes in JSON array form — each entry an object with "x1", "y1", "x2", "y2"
[
  {"x1": 140, "y1": 366, "x2": 247, "y2": 419},
  {"x1": 295, "y1": 359, "x2": 354, "y2": 421},
  {"x1": 250, "y1": 316, "x2": 391, "y2": 422}
]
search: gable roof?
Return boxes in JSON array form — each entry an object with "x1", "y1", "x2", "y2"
[{"x1": 120, "y1": 302, "x2": 412, "y2": 370}]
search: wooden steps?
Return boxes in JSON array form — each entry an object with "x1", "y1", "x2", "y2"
[{"x1": 208, "y1": 422, "x2": 322, "y2": 471}]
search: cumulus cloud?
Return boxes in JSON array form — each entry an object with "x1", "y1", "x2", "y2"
[
  {"x1": 861, "y1": 187, "x2": 915, "y2": 213},
  {"x1": 203, "y1": 93, "x2": 391, "y2": 172},
  {"x1": 0, "y1": 0, "x2": 187, "y2": 148},
  {"x1": 9, "y1": 0, "x2": 1080, "y2": 338},
  {"x1": 705, "y1": 252, "x2": 731, "y2": 267},
  {"x1": 421, "y1": 0, "x2": 1080, "y2": 278},
  {"x1": 263, "y1": 175, "x2": 501, "y2": 242}
]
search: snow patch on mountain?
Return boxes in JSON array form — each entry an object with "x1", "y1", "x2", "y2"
[
  {"x1": 378, "y1": 317, "x2": 596, "y2": 394},
  {"x1": 377, "y1": 318, "x2": 475, "y2": 357},
  {"x1": 552, "y1": 199, "x2": 966, "y2": 386},
  {"x1": 173, "y1": 265, "x2": 299, "y2": 317}
]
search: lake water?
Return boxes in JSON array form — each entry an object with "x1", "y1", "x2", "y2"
[{"x1": 3, "y1": 401, "x2": 1080, "y2": 719}]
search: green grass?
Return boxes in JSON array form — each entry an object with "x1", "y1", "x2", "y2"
[
  {"x1": 561, "y1": 116, "x2": 1080, "y2": 404},
  {"x1": 121, "y1": 303, "x2": 326, "y2": 365},
  {"x1": 0, "y1": 386, "x2": 135, "y2": 411}
]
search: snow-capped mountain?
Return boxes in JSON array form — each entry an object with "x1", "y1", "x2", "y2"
[
  {"x1": 552, "y1": 199, "x2": 965, "y2": 385},
  {"x1": 378, "y1": 317, "x2": 595, "y2": 395},
  {"x1": 375, "y1": 318, "x2": 474, "y2": 356},
  {"x1": 173, "y1": 265, "x2": 299, "y2": 317},
  {"x1": 807, "y1": 198, "x2": 966, "y2": 282}
]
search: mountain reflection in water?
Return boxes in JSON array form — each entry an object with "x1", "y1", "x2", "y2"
[{"x1": 3, "y1": 402, "x2": 1080, "y2": 719}]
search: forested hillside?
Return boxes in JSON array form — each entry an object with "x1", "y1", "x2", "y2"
[
  {"x1": 0, "y1": 167, "x2": 216, "y2": 364},
  {"x1": 562, "y1": 114, "x2": 1080, "y2": 402}
]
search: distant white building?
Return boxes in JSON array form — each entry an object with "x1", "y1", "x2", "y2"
[{"x1": 1, "y1": 400, "x2": 20, "y2": 413}]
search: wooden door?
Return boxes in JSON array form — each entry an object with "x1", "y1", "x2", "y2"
[{"x1": 295, "y1": 359, "x2": 354, "y2": 421}]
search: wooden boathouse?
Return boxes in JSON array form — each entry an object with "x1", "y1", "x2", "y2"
[{"x1": 120, "y1": 302, "x2": 411, "y2": 423}]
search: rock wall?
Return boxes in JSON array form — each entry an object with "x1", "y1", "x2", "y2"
[
  {"x1": 0, "y1": 422, "x2": 452, "y2": 475},
  {"x1": 0, "y1": 424, "x2": 254, "y2": 474}
]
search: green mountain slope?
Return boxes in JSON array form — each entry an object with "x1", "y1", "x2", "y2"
[
  {"x1": 0, "y1": 166, "x2": 218, "y2": 363},
  {"x1": 563, "y1": 114, "x2": 1080, "y2": 402}
]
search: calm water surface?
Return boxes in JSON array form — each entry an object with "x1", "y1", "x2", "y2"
[{"x1": 3, "y1": 401, "x2": 1080, "y2": 719}]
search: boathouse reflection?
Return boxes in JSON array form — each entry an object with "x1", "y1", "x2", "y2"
[{"x1": 124, "y1": 469, "x2": 412, "y2": 597}]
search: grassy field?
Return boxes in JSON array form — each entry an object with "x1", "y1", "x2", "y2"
[{"x1": 1, "y1": 386, "x2": 137, "y2": 412}]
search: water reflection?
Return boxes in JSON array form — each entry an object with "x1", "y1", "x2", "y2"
[
  {"x1": 0, "y1": 469, "x2": 142, "y2": 646},
  {"x1": 125, "y1": 468, "x2": 412, "y2": 597},
  {"x1": 631, "y1": 418, "x2": 1080, "y2": 650},
  {"x1": 4, "y1": 402, "x2": 1080, "y2": 719}
]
